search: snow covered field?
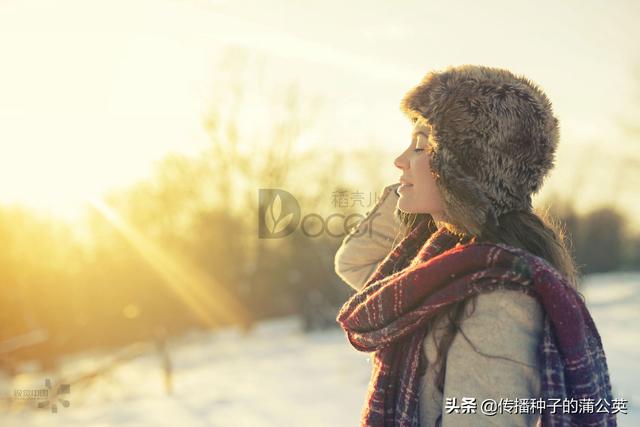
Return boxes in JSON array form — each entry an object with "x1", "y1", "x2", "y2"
[{"x1": 1, "y1": 272, "x2": 638, "y2": 426}]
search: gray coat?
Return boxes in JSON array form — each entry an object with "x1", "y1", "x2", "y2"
[{"x1": 334, "y1": 183, "x2": 543, "y2": 426}]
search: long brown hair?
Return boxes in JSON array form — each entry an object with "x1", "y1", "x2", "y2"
[{"x1": 393, "y1": 205, "x2": 579, "y2": 422}]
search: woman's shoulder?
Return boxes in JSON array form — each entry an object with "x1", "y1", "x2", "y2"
[
  {"x1": 457, "y1": 288, "x2": 544, "y2": 365},
  {"x1": 473, "y1": 288, "x2": 543, "y2": 323},
  {"x1": 422, "y1": 288, "x2": 544, "y2": 364},
  {"x1": 470, "y1": 288, "x2": 543, "y2": 329}
]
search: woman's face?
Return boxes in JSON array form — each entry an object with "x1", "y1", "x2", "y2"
[{"x1": 393, "y1": 121, "x2": 446, "y2": 222}]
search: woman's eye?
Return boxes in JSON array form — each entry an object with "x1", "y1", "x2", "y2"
[{"x1": 413, "y1": 148, "x2": 425, "y2": 152}]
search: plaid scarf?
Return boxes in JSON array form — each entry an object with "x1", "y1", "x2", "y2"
[{"x1": 336, "y1": 218, "x2": 615, "y2": 426}]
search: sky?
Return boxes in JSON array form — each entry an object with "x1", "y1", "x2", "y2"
[{"x1": 0, "y1": 0, "x2": 638, "y2": 227}]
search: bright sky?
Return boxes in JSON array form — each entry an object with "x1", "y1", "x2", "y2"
[{"x1": 0, "y1": 0, "x2": 638, "y2": 226}]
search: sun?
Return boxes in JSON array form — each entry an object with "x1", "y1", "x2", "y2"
[
  {"x1": 0, "y1": 130, "x2": 115, "y2": 223},
  {"x1": 0, "y1": 0, "x2": 214, "y2": 224}
]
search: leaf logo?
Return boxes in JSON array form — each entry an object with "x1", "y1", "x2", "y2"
[
  {"x1": 265, "y1": 194, "x2": 294, "y2": 235},
  {"x1": 258, "y1": 189, "x2": 300, "y2": 239}
]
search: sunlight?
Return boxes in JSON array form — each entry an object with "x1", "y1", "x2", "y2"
[
  {"x1": 0, "y1": 1, "x2": 638, "y2": 424},
  {"x1": 1, "y1": 0, "x2": 639, "y2": 229},
  {"x1": 88, "y1": 196, "x2": 252, "y2": 330},
  {"x1": 0, "y1": 0, "x2": 213, "y2": 221}
]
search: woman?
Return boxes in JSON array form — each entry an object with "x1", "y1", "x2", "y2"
[{"x1": 334, "y1": 65, "x2": 615, "y2": 427}]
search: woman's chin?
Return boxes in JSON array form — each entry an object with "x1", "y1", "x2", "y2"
[{"x1": 397, "y1": 199, "x2": 415, "y2": 213}]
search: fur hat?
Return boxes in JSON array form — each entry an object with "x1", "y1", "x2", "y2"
[{"x1": 399, "y1": 64, "x2": 559, "y2": 236}]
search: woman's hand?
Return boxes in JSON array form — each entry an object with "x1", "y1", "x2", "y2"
[{"x1": 334, "y1": 182, "x2": 402, "y2": 291}]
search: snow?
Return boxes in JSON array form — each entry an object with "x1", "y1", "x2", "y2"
[
  {"x1": 581, "y1": 272, "x2": 640, "y2": 425},
  {"x1": 1, "y1": 317, "x2": 370, "y2": 426},
  {"x1": 1, "y1": 272, "x2": 637, "y2": 426}
]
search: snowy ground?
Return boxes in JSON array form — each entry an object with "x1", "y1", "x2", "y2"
[
  {"x1": 1, "y1": 272, "x2": 638, "y2": 426},
  {"x1": 580, "y1": 272, "x2": 639, "y2": 425}
]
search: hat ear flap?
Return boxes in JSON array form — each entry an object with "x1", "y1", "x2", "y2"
[{"x1": 430, "y1": 148, "x2": 497, "y2": 236}]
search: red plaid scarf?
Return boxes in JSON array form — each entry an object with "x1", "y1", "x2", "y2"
[{"x1": 336, "y1": 218, "x2": 615, "y2": 426}]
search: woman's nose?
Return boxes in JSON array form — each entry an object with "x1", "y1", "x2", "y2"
[{"x1": 394, "y1": 152, "x2": 408, "y2": 170}]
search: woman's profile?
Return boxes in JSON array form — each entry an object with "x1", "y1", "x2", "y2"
[{"x1": 334, "y1": 65, "x2": 615, "y2": 427}]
